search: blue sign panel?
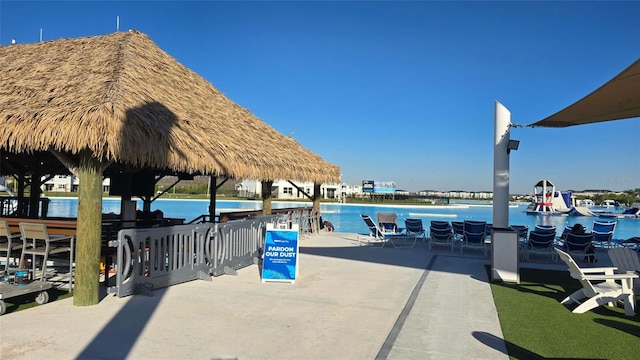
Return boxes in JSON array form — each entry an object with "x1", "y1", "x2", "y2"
[
  {"x1": 373, "y1": 181, "x2": 396, "y2": 194},
  {"x1": 362, "y1": 180, "x2": 374, "y2": 193},
  {"x1": 261, "y1": 224, "x2": 299, "y2": 283}
]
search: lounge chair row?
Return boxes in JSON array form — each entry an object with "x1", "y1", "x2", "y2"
[
  {"x1": 358, "y1": 215, "x2": 626, "y2": 262},
  {"x1": 359, "y1": 216, "x2": 496, "y2": 254}
]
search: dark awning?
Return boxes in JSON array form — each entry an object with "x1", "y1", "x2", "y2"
[{"x1": 530, "y1": 57, "x2": 640, "y2": 127}]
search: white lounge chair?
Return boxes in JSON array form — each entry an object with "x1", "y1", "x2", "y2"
[
  {"x1": 608, "y1": 247, "x2": 640, "y2": 293},
  {"x1": 555, "y1": 248, "x2": 638, "y2": 316},
  {"x1": 359, "y1": 215, "x2": 412, "y2": 248}
]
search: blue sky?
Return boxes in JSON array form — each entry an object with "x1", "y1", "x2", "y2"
[{"x1": 1, "y1": 1, "x2": 639, "y2": 195}]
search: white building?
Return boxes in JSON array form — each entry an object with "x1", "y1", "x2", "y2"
[
  {"x1": 41, "y1": 175, "x2": 111, "y2": 193},
  {"x1": 39, "y1": 175, "x2": 497, "y2": 200},
  {"x1": 235, "y1": 179, "x2": 342, "y2": 200},
  {"x1": 340, "y1": 183, "x2": 363, "y2": 198}
]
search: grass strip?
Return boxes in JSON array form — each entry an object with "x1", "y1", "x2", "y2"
[
  {"x1": 2, "y1": 288, "x2": 73, "y2": 315},
  {"x1": 489, "y1": 267, "x2": 640, "y2": 359}
]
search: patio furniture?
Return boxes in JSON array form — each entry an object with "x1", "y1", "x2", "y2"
[
  {"x1": 562, "y1": 232, "x2": 595, "y2": 263},
  {"x1": 533, "y1": 225, "x2": 557, "y2": 235},
  {"x1": 359, "y1": 215, "x2": 411, "y2": 248},
  {"x1": 377, "y1": 212, "x2": 403, "y2": 234},
  {"x1": 19, "y1": 222, "x2": 75, "y2": 289},
  {"x1": 460, "y1": 220, "x2": 487, "y2": 256},
  {"x1": 522, "y1": 231, "x2": 557, "y2": 262},
  {"x1": 555, "y1": 248, "x2": 638, "y2": 316},
  {"x1": 451, "y1": 221, "x2": 464, "y2": 248},
  {"x1": 608, "y1": 247, "x2": 640, "y2": 293},
  {"x1": 591, "y1": 220, "x2": 616, "y2": 248},
  {"x1": 0, "y1": 220, "x2": 22, "y2": 271},
  {"x1": 509, "y1": 225, "x2": 529, "y2": 244},
  {"x1": 404, "y1": 218, "x2": 426, "y2": 243},
  {"x1": 428, "y1": 222, "x2": 453, "y2": 252}
]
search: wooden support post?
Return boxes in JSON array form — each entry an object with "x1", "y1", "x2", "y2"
[
  {"x1": 73, "y1": 149, "x2": 103, "y2": 306},
  {"x1": 312, "y1": 183, "x2": 321, "y2": 210},
  {"x1": 262, "y1": 180, "x2": 273, "y2": 215},
  {"x1": 209, "y1": 176, "x2": 217, "y2": 222},
  {"x1": 28, "y1": 165, "x2": 42, "y2": 218},
  {"x1": 16, "y1": 173, "x2": 27, "y2": 217}
]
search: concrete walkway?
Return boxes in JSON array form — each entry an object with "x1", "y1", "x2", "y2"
[{"x1": 0, "y1": 232, "x2": 515, "y2": 360}]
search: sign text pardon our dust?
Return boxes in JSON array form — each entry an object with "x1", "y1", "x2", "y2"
[{"x1": 261, "y1": 223, "x2": 299, "y2": 283}]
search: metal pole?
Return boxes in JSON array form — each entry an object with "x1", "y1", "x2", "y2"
[{"x1": 493, "y1": 101, "x2": 511, "y2": 228}]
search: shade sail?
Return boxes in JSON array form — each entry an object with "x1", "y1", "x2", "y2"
[
  {"x1": 0, "y1": 30, "x2": 340, "y2": 183},
  {"x1": 531, "y1": 57, "x2": 640, "y2": 127}
]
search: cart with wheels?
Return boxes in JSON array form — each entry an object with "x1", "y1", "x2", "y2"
[{"x1": 0, "y1": 277, "x2": 53, "y2": 315}]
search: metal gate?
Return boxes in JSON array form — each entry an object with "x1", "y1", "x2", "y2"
[{"x1": 108, "y1": 215, "x2": 281, "y2": 297}]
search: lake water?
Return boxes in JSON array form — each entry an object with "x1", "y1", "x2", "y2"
[{"x1": 46, "y1": 198, "x2": 640, "y2": 241}]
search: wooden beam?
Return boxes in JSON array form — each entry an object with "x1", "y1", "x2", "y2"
[
  {"x1": 262, "y1": 180, "x2": 273, "y2": 215},
  {"x1": 287, "y1": 180, "x2": 313, "y2": 200},
  {"x1": 73, "y1": 149, "x2": 103, "y2": 306}
]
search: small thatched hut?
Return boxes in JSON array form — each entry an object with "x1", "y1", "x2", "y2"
[
  {"x1": 0, "y1": 30, "x2": 339, "y2": 181},
  {"x1": 0, "y1": 30, "x2": 340, "y2": 305}
]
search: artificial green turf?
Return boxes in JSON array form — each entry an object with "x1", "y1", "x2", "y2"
[
  {"x1": 1, "y1": 288, "x2": 73, "y2": 315},
  {"x1": 489, "y1": 267, "x2": 640, "y2": 360}
]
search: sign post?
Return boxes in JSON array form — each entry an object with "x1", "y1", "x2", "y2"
[{"x1": 261, "y1": 223, "x2": 299, "y2": 283}]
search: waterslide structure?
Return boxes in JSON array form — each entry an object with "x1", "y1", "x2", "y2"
[
  {"x1": 526, "y1": 179, "x2": 595, "y2": 216},
  {"x1": 570, "y1": 206, "x2": 595, "y2": 216}
]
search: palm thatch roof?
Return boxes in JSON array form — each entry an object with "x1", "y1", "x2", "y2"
[{"x1": 0, "y1": 30, "x2": 340, "y2": 183}]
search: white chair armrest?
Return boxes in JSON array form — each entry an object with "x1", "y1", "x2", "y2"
[
  {"x1": 48, "y1": 235, "x2": 75, "y2": 243},
  {"x1": 582, "y1": 273, "x2": 638, "y2": 281},
  {"x1": 581, "y1": 267, "x2": 618, "y2": 275}
]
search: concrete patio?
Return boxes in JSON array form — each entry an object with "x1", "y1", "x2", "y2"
[{"x1": 0, "y1": 231, "x2": 590, "y2": 360}]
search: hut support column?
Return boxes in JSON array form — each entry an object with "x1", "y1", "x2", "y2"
[
  {"x1": 74, "y1": 149, "x2": 103, "y2": 306},
  {"x1": 262, "y1": 180, "x2": 273, "y2": 215},
  {"x1": 312, "y1": 183, "x2": 321, "y2": 210},
  {"x1": 209, "y1": 176, "x2": 217, "y2": 222},
  {"x1": 16, "y1": 173, "x2": 27, "y2": 217},
  {"x1": 28, "y1": 165, "x2": 42, "y2": 218},
  {"x1": 119, "y1": 168, "x2": 136, "y2": 227}
]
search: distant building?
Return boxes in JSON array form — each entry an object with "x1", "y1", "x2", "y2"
[
  {"x1": 36, "y1": 175, "x2": 513, "y2": 200},
  {"x1": 41, "y1": 175, "x2": 111, "y2": 193},
  {"x1": 341, "y1": 183, "x2": 362, "y2": 198},
  {"x1": 235, "y1": 179, "x2": 341, "y2": 200}
]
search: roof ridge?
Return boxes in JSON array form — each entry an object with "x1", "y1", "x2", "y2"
[{"x1": 100, "y1": 31, "x2": 137, "y2": 107}]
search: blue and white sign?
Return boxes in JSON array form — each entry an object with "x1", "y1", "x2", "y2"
[
  {"x1": 362, "y1": 180, "x2": 375, "y2": 193},
  {"x1": 261, "y1": 223, "x2": 299, "y2": 283},
  {"x1": 373, "y1": 181, "x2": 396, "y2": 194},
  {"x1": 362, "y1": 180, "x2": 396, "y2": 194}
]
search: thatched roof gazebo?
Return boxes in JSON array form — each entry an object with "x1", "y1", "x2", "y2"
[
  {"x1": 0, "y1": 30, "x2": 339, "y2": 181},
  {"x1": 0, "y1": 30, "x2": 340, "y2": 305}
]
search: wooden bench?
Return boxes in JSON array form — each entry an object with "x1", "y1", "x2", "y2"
[{"x1": 0, "y1": 218, "x2": 77, "y2": 236}]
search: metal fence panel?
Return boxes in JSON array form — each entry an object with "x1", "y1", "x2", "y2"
[
  {"x1": 108, "y1": 223, "x2": 213, "y2": 297},
  {"x1": 108, "y1": 215, "x2": 281, "y2": 297}
]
